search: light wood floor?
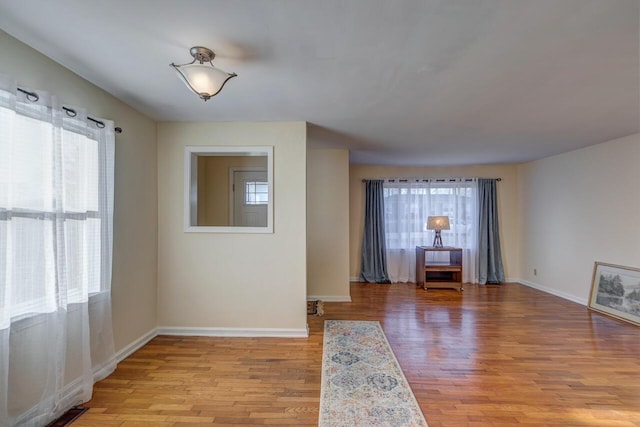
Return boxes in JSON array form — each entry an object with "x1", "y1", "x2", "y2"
[{"x1": 76, "y1": 282, "x2": 640, "y2": 426}]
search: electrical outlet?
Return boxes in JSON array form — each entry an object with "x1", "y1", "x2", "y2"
[{"x1": 533, "y1": 268, "x2": 537, "y2": 276}]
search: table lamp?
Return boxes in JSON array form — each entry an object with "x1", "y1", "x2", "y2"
[{"x1": 427, "y1": 216, "x2": 450, "y2": 248}]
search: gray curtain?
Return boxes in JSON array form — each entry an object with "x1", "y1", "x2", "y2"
[
  {"x1": 360, "y1": 180, "x2": 390, "y2": 283},
  {"x1": 478, "y1": 178, "x2": 505, "y2": 284}
]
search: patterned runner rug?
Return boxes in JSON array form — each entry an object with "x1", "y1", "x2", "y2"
[{"x1": 319, "y1": 320, "x2": 428, "y2": 427}]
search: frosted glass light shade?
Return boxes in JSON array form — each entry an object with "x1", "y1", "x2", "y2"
[{"x1": 173, "y1": 63, "x2": 236, "y2": 101}]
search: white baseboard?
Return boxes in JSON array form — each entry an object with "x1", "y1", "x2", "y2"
[
  {"x1": 515, "y1": 278, "x2": 588, "y2": 306},
  {"x1": 115, "y1": 327, "x2": 158, "y2": 363},
  {"x1": 307, "y1": 295, "x2": 352, "y2": 302},
  {"x1": 157, "y1": 326, "x2": 309, "y2": 338},
  {"x1": 350, "y1": 276, "x2": 363, "y2": 282},
  {"x1": 92, "y1": 357, "x2": 117, "y2": 383},
  {"x1": 15, "y1": 327, "x2": 159, "y2": 426}
]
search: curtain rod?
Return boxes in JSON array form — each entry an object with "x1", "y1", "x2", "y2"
[
  {"x1": 16, "y1": 87, "x2": 123, "y2": 134},
  {"x1": 361, "y1": 177, "x2": 501, "y2": 183}
]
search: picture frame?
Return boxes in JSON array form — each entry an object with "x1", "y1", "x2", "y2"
[{"x1": 588, "y1": 262, "x2": 640, "y2": 326}]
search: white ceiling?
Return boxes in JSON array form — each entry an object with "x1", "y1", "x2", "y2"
[{"x1": 0, "y1": 0, "x2": 638, "y2": 165}]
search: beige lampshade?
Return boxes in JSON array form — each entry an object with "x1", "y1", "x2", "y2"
[{"x1": 427, "y1": 216, "x2": 450, "y2": 230}]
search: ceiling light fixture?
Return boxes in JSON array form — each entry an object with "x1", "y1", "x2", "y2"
[{"x1": 170, "y1": 46, "x2": 237, "y2": 101}]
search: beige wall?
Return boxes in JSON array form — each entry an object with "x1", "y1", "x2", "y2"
[
  {"x1": 350, "y1": 164, "x2": 521, "y2": 281},
  {"x1": 157, "y1": 122, "x2": 307, "y2": 332},
  {"x1": 518, "y1": 133, "x2": 640, "y2": 303},
  {"x1": 6, "y1": 23, "x2": 635, "y2": 347},
  {"x1": 0, "y1": 30, "x2": 158, "y2": 353},
  {"x1": 306, "y1": 148, "x2": 351, "y2": 300},
  {"x1": 197, "y1": 155, "x2": 267, "y2": 226}
]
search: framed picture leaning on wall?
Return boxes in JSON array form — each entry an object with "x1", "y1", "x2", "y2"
[{"x1": 589, "y1": 262, "x2": 640, "y2": 326}]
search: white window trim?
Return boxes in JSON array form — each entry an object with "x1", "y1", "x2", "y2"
[{"x1": 183, "y1": 145, "x2": 273, "y2": 233}]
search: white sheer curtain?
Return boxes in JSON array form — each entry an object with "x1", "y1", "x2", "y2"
[
  {"x1": 0, "y1": 75, "x2": 116, "y2": 426},
  {"x1": 383, "y1": 179, "x2": 478, "y2": 283}
]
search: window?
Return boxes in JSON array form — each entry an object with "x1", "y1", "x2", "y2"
[
  {"x1": 383, "y1": 181, "x2": 475, "y2": 249},
  {"x1": 0, "y1": 80, "x2": 116, "y2": 427},
  {"x1": 382, "y1": 179, "x2": 478, "y2": 283},
  {"x1": 244, "y1": 180, "x2": 269, "y2": 205},
  {"x1": 183, "y1": 145, "x2": 273, "y2": 233},
  {"x1": 0, "y1": 101, "x2": 107, "y2": 320}
]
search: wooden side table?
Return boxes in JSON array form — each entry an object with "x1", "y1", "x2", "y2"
[{"x1": 415, "y1": 246, "x2": 463, "y2": 291}]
